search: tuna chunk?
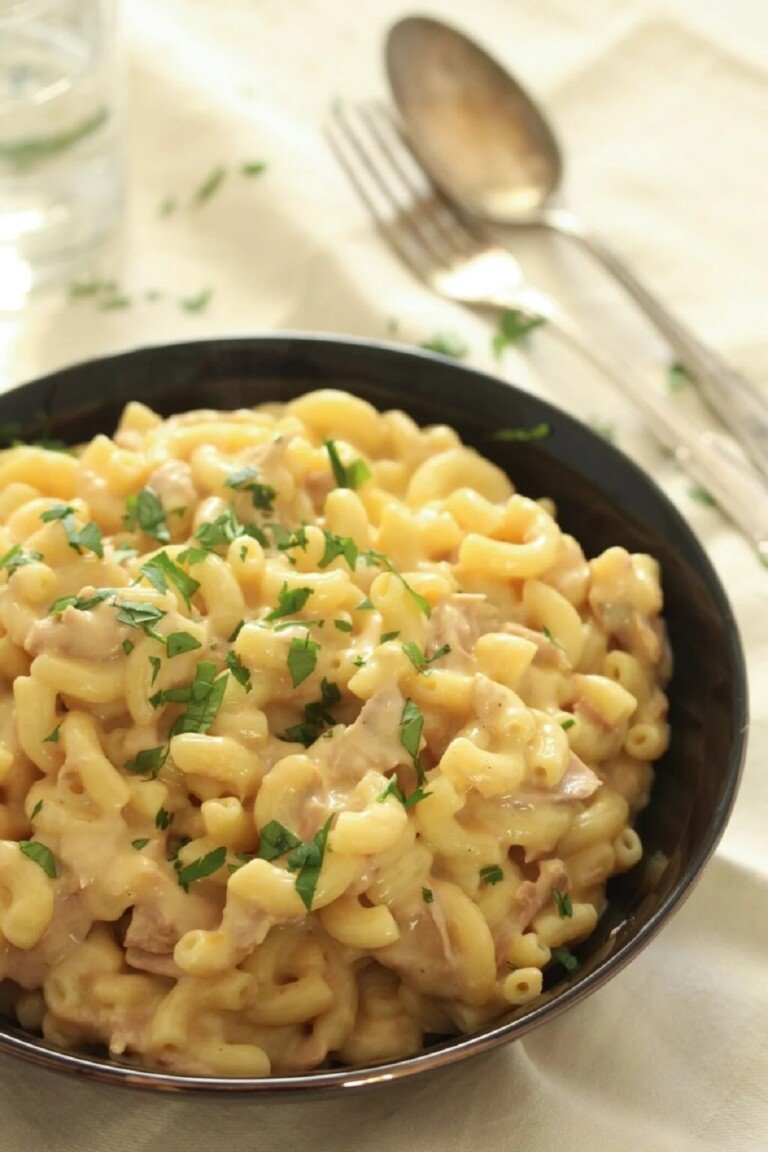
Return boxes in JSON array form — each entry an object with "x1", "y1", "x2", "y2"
[
  {"x1": 25, "y1": 598, "x2": 129, "y2": 660},
  {"x1": 320, "y1": 686, "x2": 407, "y2": 784}
]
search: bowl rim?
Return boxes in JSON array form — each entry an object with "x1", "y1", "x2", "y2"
[{"x1": 0, "y1": 334, "x2": 748, "y2": 1095}]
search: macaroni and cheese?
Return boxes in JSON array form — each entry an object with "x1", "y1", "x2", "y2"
[{"x1": 0, "y1": 390, "x2": 670, "y2": 1075}]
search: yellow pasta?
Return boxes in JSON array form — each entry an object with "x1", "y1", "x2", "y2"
[{"x1": 0, "y1": 390, "x2": 670, "y2": 1076}]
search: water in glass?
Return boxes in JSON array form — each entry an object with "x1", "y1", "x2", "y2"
[{"x1": 0, "y1": 0, "x2": 122, "y2": 306}]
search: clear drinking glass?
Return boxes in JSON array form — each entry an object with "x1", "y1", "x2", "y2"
[{"x1": 0, "y1": 0, "x2": 122, "y2": 308}]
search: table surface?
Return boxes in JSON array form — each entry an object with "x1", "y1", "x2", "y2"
[{"x1": 0, "y1": 1, "x2": 767, "y2": 1150}]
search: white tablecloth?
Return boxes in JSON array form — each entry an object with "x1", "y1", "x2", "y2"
[{"x1": 1, "y1": 1, "x2": 767, "y2": 1149}]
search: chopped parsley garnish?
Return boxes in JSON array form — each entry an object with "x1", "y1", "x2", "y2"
[
  {"x1": 351, "y1": 655, "x2": 367, "y2": 668},
  {"x1": 166, "y1": 631, "x2": 202, "y2": 658},
  {"x1": 114, "y1": 599, "x2": 166, "y2": 643},
  {"x1": 139, "y1": 552, "x2": 200, "y2": 607},
  {"x1": 177, "y1": 545, "x2": 210, "y2": 566},
  {"x1": 668, "y1": 361, "x2": 691, "y2": 392},
  {"x1": 480, "y1": 865, "x2": 504, "y2": 886},
  {"x1": 265, "y1": 583, "x2": 313, "y2": 622},
  {"x1": 400, "y1": 792, "x2": 429, "y2": 821},
  {"x1": 176, "y1": 845, "x2": 227, "y2": 890},
  {"x1": 287, "y1": 634, "x2": 320, "y2": 687},
  {"x1": 420, "y1": 331, "x2": 468, "y2": 358},
  {"x1": 283, "y1": 720, "x2": 321, "y2": 748},
  {"x1": 69, "y1": 276, "x2": 117, "y2": 299},
  {"x1": 402, "y1": 641, "x2": 450, "y2": 674},
  {"x1": 43, "y1": 725, "x2": 60, "y2": 743},
  {"x1": 542, "y1": 626, "x2": 563, "y2": 650},
  {"x1": 318, "y1": 530, "x2": 358, "y2": 571},
  {"x1": 124, "y1": 489, "x2": 170, "y2": 543},
  {"x1": 167, "y1": 836, "x2": 191, "y2": 864},
  {"x1": 228, "y1": 619, "x2": 245, "y2": 643},
  {"x1": 380, "y1": 630, "x2": 400, "y2": 643},
  {"x1": 552, "y1": 946, "x2": 579, "y2": 973},
  {"x1": 560, "y1": 717, "x2": 576, "y2": 731},
  {"x1": 40, "y1": 504, "x2": 103, "y2": 557},
  {"x1": 157, "y1": 197, "x2": 176, "y2": 218},
  {"x1": 241, "y1": 161, "x2": 267, "y2": 176},
  {"x1": 125, "y1": 745, "x2": 169, "y2": 779},
  {"x1": 180, "y1": 287, "x2": 212, "y2": 313},
  {"x1": 12, "y1": 438, "x2": 71, "y2": 454},
  {"x1": 300, "y1": 678, "x2": 341, "y2": 727},
  {"x1": 492, "y1": 309, "x2": 545, "y2": 357},
  {"x1": 553, "y1": 888, "x2": 573, "y2": 918},
  {"x1": 155, "y1": 807, "x2": 172, "y2": 830},
  {"x1": 19, "y1": 841, "x2": 56, "y2": 878},
  {"x1": 324, "y1": 439, "x2": 371, "y2": 490},
  {"x1": 225, "y1": 467, "x2": 276, "y2": 512},
  {"x1": 333, "y1": 618, "x2": 353, "y2": 633},
  {"x1": 122, "y1": 639, "x2": 134, "y2": 655},
  {"x1": 190, "y1": 164, "x2": 227, "y2": 207},
  {"x1": 226, "y1": 650, "x2": 251, "y2": 691},
  {"x1": 377, "y1": 778, "x2": 430, "y2": 808},
  {"x1": 357, "y1": 597, "x2": 374, "y2": 610},
  {"x1": 359, "y1": 547, "x2": 386, "y2": 567},
  {"x1": 255, "y1": 816, "x2": 334, "y2": 910},
  {"x1": 284, "y1": 678, "x2": 340, "y2": 745},
  {"x1": 269, "y1": 523, "x2": 308, "y2": 553},
  {"x1": 493, "y1": 423, "x2": 551, "y2": 443},
  {"x1": 422, "y1": 887, "x2": 434, "y2": 904},
  {"x1": 257, "y1": 820, "x2": 302, "y2": 861},
  {"x1": 131, "y1": 838, "x2": 150, "y2": 850},
  {"x1": 0, "y1": 545, "x2": 43, "y2": 576},
  {"x1": 49, "y1": 588, "x2": 114, "y2": 615},
  {"x1": 68, "y1": 520, "x2": 103, "y2": 556},
  {"x1": 247, "y1": 524, "x2": 271, "y2": 548},
  {"x1": 287, "y1": 817, "x2": 333, "y2": 911},
  {"x1": 30, "y1": 799, "x2": 43, "y2": 821},
  {"x1": 360, "y1": 549, "x2": 431, "y2": 618},
  {"x1": 149, "y1": 655, "x2": 162, "y2": 686},
  {"x1": 194, "y1": 508, "x2": 244, "y2": 550},
  {"x1": 400, "y1": 698, "x2": 425, "y2": 783},
  {"x1": 155, "y1": 662, "x2": 229, "y2": 735},
  {"x1": 689, "y1": 485, "x2": 717, "y2": 507},
  {"x1": 98, "y1": 294, "x2": 131, "y2": 311}
]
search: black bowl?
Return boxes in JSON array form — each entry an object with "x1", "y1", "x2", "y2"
[{"x1": 0, "y1": 336, "x2": 747, "y2": 1094}]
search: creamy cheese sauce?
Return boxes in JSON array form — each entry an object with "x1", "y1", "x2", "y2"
[{"x1": 0, "y1": 392, "x2": 670, "y2": 1075}]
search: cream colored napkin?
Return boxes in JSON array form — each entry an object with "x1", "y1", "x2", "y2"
[{"x1": 1, "y1": 2, "x2": 766, "y2": 1149}]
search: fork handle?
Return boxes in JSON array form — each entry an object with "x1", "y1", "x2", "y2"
[
  {"x1": 540, "y1": 208, "x2": 768, "y2": 482},
  {"x1": 507, "y1": 288, "x2": 768, "y2": 561}
]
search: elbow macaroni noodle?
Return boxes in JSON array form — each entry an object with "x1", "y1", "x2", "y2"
[{"x1": 0, "y1": 390, "x2": 670, "y2": 1075}]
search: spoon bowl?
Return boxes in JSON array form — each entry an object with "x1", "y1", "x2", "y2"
[
  {"x1": 385, "y1": 14, "x2": 768, "y2": 480},
  {"x1": 386, "y1": 15, "x2": 562, "y2": 221}
]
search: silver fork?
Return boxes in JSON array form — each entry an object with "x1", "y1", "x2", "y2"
[{"x1": 326, "y1": 101, "x2": 768, "y2": 561}]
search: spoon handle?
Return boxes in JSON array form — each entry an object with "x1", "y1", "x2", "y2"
[
  {"x1": 540, "y1": 207, "x2": 768, "y2": 481},
  {"x1": 510, "y1": 286, "x2": 768, "y2": 562}
]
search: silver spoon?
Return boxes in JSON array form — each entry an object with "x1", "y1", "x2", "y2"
[{"x1": 386, "y1": 15, "x2": 768, "y2": 479}]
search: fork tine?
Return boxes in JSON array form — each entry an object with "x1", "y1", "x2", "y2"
[
  {"x1": 325, "y1": 112, "x2": 390, "y2": 230},
  {"x1": 356, "y1": 102, "x2": 432, "y2": 204},
  {"x1": 356, "y1": 101, "x2": 476, "y2": 264},
  {"x1": 329, "y1": 101, "x2": 477, "y2": 281},
  {"x1": 354, "y1": 102, "x2": 469, "y2": 269},
  {"x1": 326, "y1": 103, "x2": 439, "y2": 283},
  {"x1": 370, "y1": 102, "x2": 490, "y2": 257}
]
